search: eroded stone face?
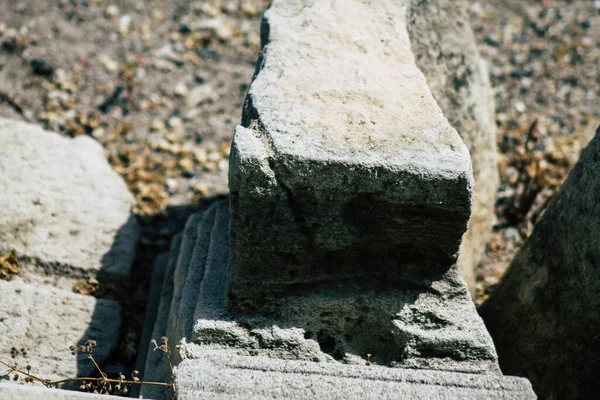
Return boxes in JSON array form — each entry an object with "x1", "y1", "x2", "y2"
[{"x1": 227, "y1": 0, "x2": 474, "y2": 311}]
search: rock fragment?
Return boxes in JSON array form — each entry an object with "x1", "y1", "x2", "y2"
[
  {"x1": 0, "y1": 118, "x2": 139, "y2": 285},
  {"x1": 480, "y1": 126, "x2": 600, "y2": 400}
]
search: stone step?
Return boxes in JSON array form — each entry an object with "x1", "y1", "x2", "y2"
[
  {"x1": 174, "y1": 354, "x2": 536, "y2": 400},
  {"x1": 139, "y1": 200, "x2": 225, "y2": 400},
  {"x1": 164, "y1": 212, "x2": 205, "y2": 344},
  {"x1": 193, "y1": 199, "x2": 230, "y2": 323},
  {"x1": 0, "y1": 279, "x2": 120, "y2": 384},
  {"x1": 175, "y1": 206, "x2": 218, "y2": 344},
  {"x1": 130, "y1": 252, "x2": 169, "y2": 399}
]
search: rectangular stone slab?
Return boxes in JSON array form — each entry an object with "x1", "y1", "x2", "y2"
[
  {"x1": 174, "y1": 355, "x2": 536, "y2": 400},
  {"x1": 228, "y1": 0, "x2": 474, "y2": 311}
]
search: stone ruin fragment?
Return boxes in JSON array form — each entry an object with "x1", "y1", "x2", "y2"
[{"x1": 136, "y1": 1, "x2": 536, "y2": 399}]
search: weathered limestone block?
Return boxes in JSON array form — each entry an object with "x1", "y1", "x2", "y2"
[
  {"x1": 175, "y1": 354, "x2": 536, "y2": 400},
  {"x1": 0, "y1": 279, "x2": 120, "y2": 383},
  {"x1": 479, "y1": 126, "x2": 600, "y2": 399},
  {"x1": 134, "y1": 2, "x2": 535, "y2": 398},
  {"x1": 0, "y1": 118, "x2": 139, "y2": 283},
  {"x1": 228, "y1": 0, "x2": 474, "y2": 310},
  {"x1": 407, "y1": 0, "x2": 499, "y2": 292}
]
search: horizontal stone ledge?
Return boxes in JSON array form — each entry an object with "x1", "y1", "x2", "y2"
[{"x1": 174, "y1": 354, "x2": 536, "y2": 399}]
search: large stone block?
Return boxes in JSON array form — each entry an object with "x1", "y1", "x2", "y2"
[
  {"x1": 0, "y1": 279, "x2": 120, "y2": 383},
  {"x1": 132, "y1": 2, "x2": 536, "y2": 398},
  {"x1": 174, "y1": 354, "x2": 536, "y2": 400},
  {"x1": 479, "y1": 126, "x2": 600, "y2": 399},
  {"x1": 0, "y1": 118, "x2": 139, "y2": 283},
  {"x1": 228, "y1": 0, "x2": 474, "y2": 311},
  {"x1": 407, "y1": 0, "x2": 499, "y2": 291}
]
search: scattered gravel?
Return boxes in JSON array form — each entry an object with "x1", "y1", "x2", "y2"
[{"x1": 471, "y1": 0, "x2": 600, "y2": 304}]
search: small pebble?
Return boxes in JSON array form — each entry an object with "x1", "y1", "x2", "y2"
[
  {"x1": 150, "y1": 119, "x2": 165, "y2": 132},
  {"x1": 174, "y1": 82, "x2": 189, "y2": 97},
  {"x1": 105, "y1": 4, "x2": 119, "y2": 19},
  {"x1": 168, "y1": 117, "x2": 183, "y2": 129},
  {"x1": 30, "y1": 58, "x2": 54, "y2": 76},
  {"x1": 186, "y1": 84, "x2": 213, "y2": 107},
  {"x1": 99, "y1": 55, "x2": 119, "y2": 72},
  {"x1": 514, "y1": 101, "x2": 526, "y2": 113}
]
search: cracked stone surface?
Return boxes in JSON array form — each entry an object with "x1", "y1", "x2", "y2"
[
  {"x1": 0, "y1": 118, "x2": 139, "y2": 284},
  {"x1": 227, "y1": 0, "x2": 474, "y2": 311}
]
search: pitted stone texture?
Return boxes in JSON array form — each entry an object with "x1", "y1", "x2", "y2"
[
  {"x1": 175, "y1": 355, "x2": 536, "y2": 400},
  {"x1": 479, "y1": 126, "x2": 600, "y2": 400},
  {"x1": 190, "y1": 266, "x2": 500, "y2": 375},
  {"x1": 0, "y1": 118, "x2": 138, "y2": 282},
  {"x1": 179, "y1": 206, "x2": 500, "y2": 375},
  {"x1": 0, "y1": 279, "x2": 120, "y2": 383},
  {"x1": 0, "y1": 383, "x2": 120, "y2": 400},
  {"x1": 407, "y1": 0, "x2": 499, "y2": 292},
  {"x1": 228, "y1": 0, "x2": 474, "y2": 310}
]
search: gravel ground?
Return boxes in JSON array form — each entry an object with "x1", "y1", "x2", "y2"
[
  {"x1": 0, "y1": 0, "x2": 598, "y2": 387},
  {"x1": 470, "y1": 0, "x2": 600, "y2": 304}
]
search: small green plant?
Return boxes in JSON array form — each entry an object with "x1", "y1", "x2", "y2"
[{"x1": 1, "y1": 337, "x2": 175, "y2": 397}]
